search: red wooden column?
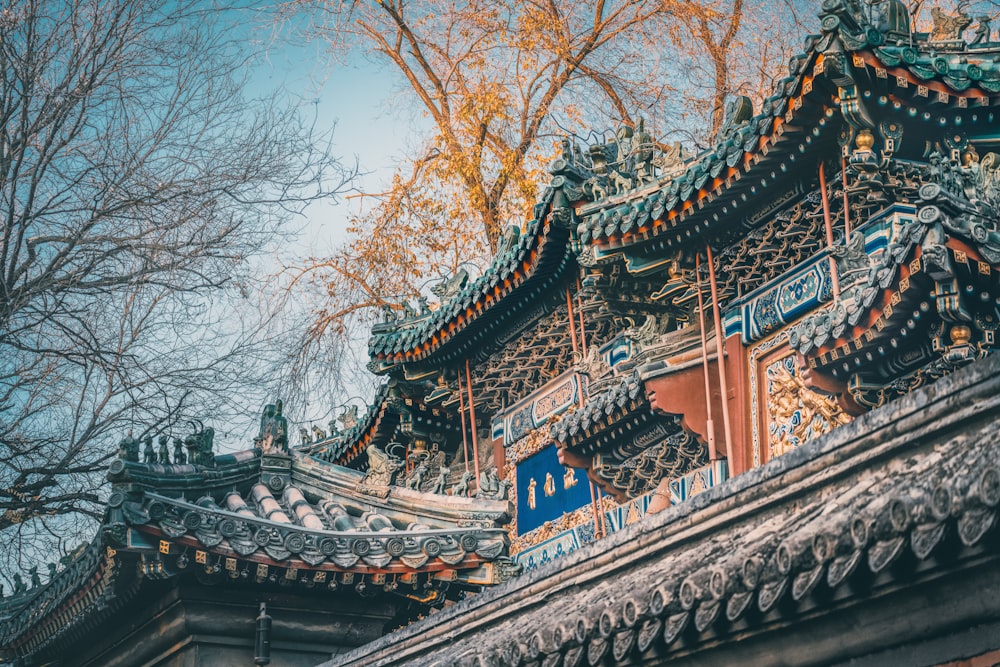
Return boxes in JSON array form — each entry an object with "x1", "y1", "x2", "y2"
[
  {"x1": 819, "y1": 161, "x2": 841, "y2": 301},
  {"x1": 706, "y1": 244, "x2": 734, "y2": 459},
  {"x1": 841, "y1": 155, "x2": 852, "y2": 239},
  {"x1": 457, "y1": 370, "x2": 470, "y2": 474},
  {"x1": 696, "y1": 254, "x2": 717, "y2": 462},
  {"x1": 465, "y1": 359, "x2": 481, "y2": 486}
]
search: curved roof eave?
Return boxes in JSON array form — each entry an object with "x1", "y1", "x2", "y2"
[{"x1": 581, "y1": 16, "x2": 1000, "y2": 260}]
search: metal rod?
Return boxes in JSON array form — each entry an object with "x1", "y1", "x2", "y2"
[
  {"x1": 457, "y1": 369, "x2": 470, "y2": 473},
  {"x1": 576, "y1": 279, "x2": 588, "y2": 358},
  {"x1": 841, "y1": 155, "x2": 852, "y2": 240},
  {"x1": 465, "y1": 359, "x2": 481, "y2": 485},
  {"x1": 706, "y1": 244, "x2": 734, "y2": 458},
  {"x1": 695, "y1": 254, "x2": 717, "y2": 462},
  {"x1": 596, "y1": 487, "x2": 607, "y2": 536},
  {"x1": 566, "y1": 288, "x2": 580, "y2": 359},
  {"x1": 567, "y1": 287, "x2": 586, "y2": 409},
  {"x1": 819, "y1": 161, "x2": 841, "y2": 301}
]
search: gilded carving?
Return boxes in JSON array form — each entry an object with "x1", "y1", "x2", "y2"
[
  {"x1": 543, "y1": 473, "x2": 556, "y2": 497},
  {"x1": 507, "y1": 418, "x2": 560, "y2": 465},
  {"x1": 509, "y1": 494, "x2": 619, "y2": 556},
  {"x1": 766, "y1": 361, "x2": 851, "y2": 460}
]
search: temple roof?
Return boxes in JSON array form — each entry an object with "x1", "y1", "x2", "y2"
[
  {"x1": 551, "y1": 324, "x2": 711, "y2": 454},
  {"x1": 579, "y1": 7, "x2": 1000, "y2": 257},
  {"x1": 549, "y1": 370, "x2": 646, "y2": 454},
  {"x1": 298, "y1": 383, "x2": 469, "y2": 468},
  {"x1": 0, "y1": 432, "x2": 517, "y2": 663},
  {"x1": 367, "y1": 187, "x2": 579, "y2": 373},
  {"x1": 297, "y1": 383, "x2": 393, "y2": 465},
  {"x1": 790, "y1": 186, "x2": 1000, "y2": 362},
  {"x1": 103, "y1": 450, "x2": 512, "y2": 572},
  {"x1": 364, "y1": 0, "x2": 1000, "y2": 380}
]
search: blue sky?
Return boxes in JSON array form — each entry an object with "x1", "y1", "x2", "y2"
[{"x1": 250, "y1": 31, "x2": 431, "y2": 258}]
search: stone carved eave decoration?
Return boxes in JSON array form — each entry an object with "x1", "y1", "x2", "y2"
[
  {"x1": 104, "y1": 447, "x2": 514, "y2": 567},
  {"x1": 119, "y1": 490, "x2": 508, "y2": 572},
  {"x1": 322, "y1": 351, "x2": 1000, "y2": 667}
]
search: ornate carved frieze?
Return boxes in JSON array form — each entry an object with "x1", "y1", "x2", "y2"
[
  {"x1": 764, "y1": 356, "x2": 851, "y2": 460},
  {"x1": 328, "y1": 354, "x2": 1000, "y2": 667},
  {"x1": 788, "y1": 149, "x2": 1000, "y2": 414},
  {"x1": 593, "y1": 428, "x2": 708, "y2": 499},
  {"x1": 465, "y1": 306, "x2": 617, "y2": 415}
]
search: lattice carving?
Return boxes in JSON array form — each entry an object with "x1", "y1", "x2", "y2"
[{"x1": 468, "y1": 307, "x2": 618, "y2": 414}]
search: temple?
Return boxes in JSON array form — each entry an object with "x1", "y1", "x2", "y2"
[{"x1": 4, "y1": 1, "x2": 1000, "y2": 665}]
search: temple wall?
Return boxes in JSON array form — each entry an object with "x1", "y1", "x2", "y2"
[
  {"x1": 72, "y1": 584, "x2": 395, "y2": 667},
  {"x1": 322, "y1": 352, "x2": 1000, "y2": 666}
]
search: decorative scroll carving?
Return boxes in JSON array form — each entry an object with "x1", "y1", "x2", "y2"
[
  {"x1": 468, "y1": 307, "x2": 617, "y2": 413},
  {"x1": 592, "y1": 428, "x2": 707, "y2": 499}
]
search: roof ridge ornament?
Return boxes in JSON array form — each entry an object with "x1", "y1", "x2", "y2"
[
  {"x1": 429, "y1": 267, "x2": 469, "y2": 302},
  {"x1": 257, "y1": 400, "x2": 288, "y2": 455},
  {"x1": 719, "y1": 96, "x2": 753, "y2": 141},
  {"x1": 929, "y1": 2, "x2": 972, "y2": 43},
  {"x1": 357, "y1": 443, "x2": 404, "y2": 498},
  {"x1": 573, "y1": 120, "x2": 674, "y2": 203}
]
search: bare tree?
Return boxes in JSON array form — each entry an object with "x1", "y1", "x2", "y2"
[{"x1": 0, "y1": 0, "x2": 351, "y2": 582}]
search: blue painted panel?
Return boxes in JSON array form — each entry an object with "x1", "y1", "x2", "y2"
[
  {"x1": 738, "y1": 206, "x2": 915, "y2": 344},
  {"x1": 516, "y1": 445, "x2": 592, "y2": 534},
  {"x1": 514, "y1": 522, "x2": 597, "y2": 572}
]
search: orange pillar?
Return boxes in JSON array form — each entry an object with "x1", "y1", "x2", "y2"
[
  {"x1": 819, "y1": 161, "x2": 841, "y2": 301},
  {"x1": 695, "y1": 254, "x2": 717, "y2": 461},
  {"x1": 465, "y1": 359, "x2": 481, "y2": 485},
  {"x1": 457, "y1": 370, "x2": 470, "y2": 474},
  {"x1": 706, "y1": 244, "x2": 734, "y2": 458},
  {"x1": 841, "y1": 155, "x2": 852, "y2": 239}
]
